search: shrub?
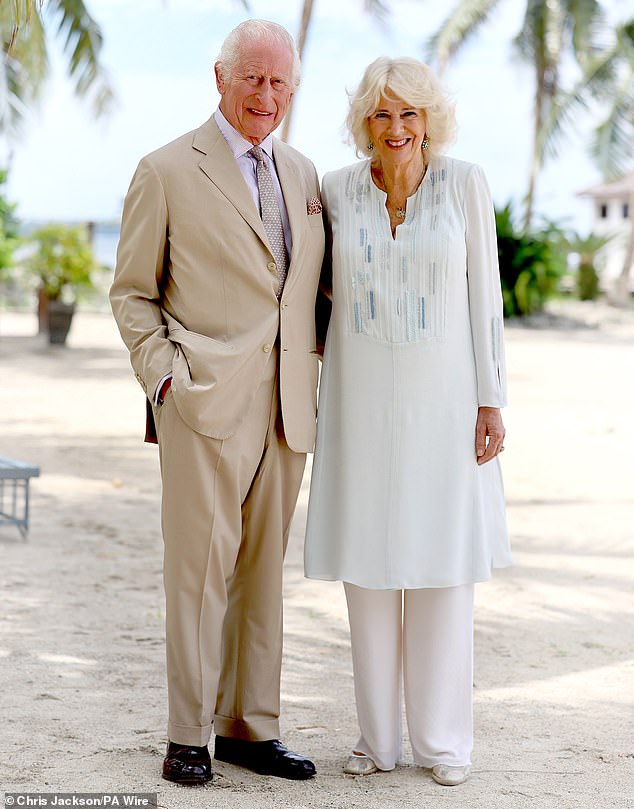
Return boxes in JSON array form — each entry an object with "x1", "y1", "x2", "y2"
[
  {"x1": 566, "y1": 232, "x2": 612, "y2": 301},
  {"x1": 495, "y1": 203, "x2": 567, "y2": 318},
  {"x1": 0, "y1": 169, "x2": 19, "y2": 281}
]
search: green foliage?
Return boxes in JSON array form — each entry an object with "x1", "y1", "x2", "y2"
[
  {"x1": 566, "y1": 231, "x2": 612, "y2": 300},
  {"x1": 576, "y1": 261, "x2": 600, "y2": 300},
  {"x1": 0, "y1": 169, "x2": 20, "y2": 278},
  {"x1": 425, "y1": 0, "x2": 607, "y2": 226},
  {"x1": 495, "y1": 203, "x2": 567, "y2": 317},
  {"x1": 27, "y1": 223, "x2": 97, "y2": 301},
  {"x1": 1, "y1": 0, "x2": 113, "y2": 137}
]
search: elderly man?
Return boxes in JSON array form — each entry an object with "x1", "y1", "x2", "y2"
[{"x1": 110, "y1": 19, "x2": 324, "y2": 784}]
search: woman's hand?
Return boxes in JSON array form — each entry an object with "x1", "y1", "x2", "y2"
[{"x1": 475, "y1": 406, "x2": 505, "y2": 465}]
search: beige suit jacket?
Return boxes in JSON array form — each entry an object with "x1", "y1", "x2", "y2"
[{"x1": 110, "y1": 117, "x2": 325, "y2": 453}]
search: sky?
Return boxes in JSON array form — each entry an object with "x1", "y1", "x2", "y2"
[{"x1": 3, "y1": 0, "x2": 626, "y2": 232}]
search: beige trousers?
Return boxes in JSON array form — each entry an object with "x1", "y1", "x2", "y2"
[
  {"x1": 344, "y1": 583, "x2": 474, "y2": 770},
  {"x1": 155, "y1": 351, "x2": 306, "y2": 746}
]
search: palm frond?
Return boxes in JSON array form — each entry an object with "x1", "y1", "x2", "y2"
[
  {"x1": 536, "y1": 86, "x2": 589, "y2": 163},
  {"x1": 364, "y1": 0, "x2": 391, "y2": 25},
  {"x1": 3, "y1": 0, "x2": 43, "y2": 50},
  {"x1": 49, "y1": 0, "x2": 114, "y2": 117},
  {"x1": 564, "y1": 0, "x2": 606, "y2": 65},
  {"x1": 0, "y1": 10, "x2": 47, "y2": 134},
  {"x1": 424, "y1": 0, "x2": 501, "y2": 71},
  {"x1": 514, "y1": 0, "x2": 564, "y2": 83},
  {"x1": 591, "y1": 84, "x2": 634, "y2": 179}
]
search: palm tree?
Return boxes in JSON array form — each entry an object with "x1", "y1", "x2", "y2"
[
  {"x1": 280, "y1": 0, "x2": 390, "y2": 142},
  {"x1": 543, "y1": 19, "x2": 634, "y2": 302},
  {"x1": 590, "y1": 20, "x2": 634, "y2": 303},
  {"x1": 426, "y1": 0, "x2": 605, "y2": 229},
  {"x1": 1, "y1": 0, "x2": 114, "y2": 140}
]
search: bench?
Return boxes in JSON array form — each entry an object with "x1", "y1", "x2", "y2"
[{"x1": 0, "y1": 456, "x2": 40, "y2": 539}]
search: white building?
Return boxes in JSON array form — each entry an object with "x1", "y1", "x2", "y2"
[{"x1": 578, "y1": 172, "x2": 634, "y2": 289}]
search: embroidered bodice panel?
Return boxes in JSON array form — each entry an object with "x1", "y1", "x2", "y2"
[{"x1": 325, "y1": 158, "x2": 459, "y2": 344}]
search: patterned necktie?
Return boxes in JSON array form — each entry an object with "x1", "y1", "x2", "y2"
[{"x1": 249, "y1": 145, "x2": 288, "y2": 296}]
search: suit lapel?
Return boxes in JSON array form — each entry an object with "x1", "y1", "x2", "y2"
[
  {"x1": 194, "y1": 118, "x2": 270, "y2": 250},
  {"x1": 273, "y1": 141, "x2": 305, "y2": 294}
]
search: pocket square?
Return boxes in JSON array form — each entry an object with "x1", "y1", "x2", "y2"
[{"x1": 307, "y1": 197, "x2": 322, "y2": 215}]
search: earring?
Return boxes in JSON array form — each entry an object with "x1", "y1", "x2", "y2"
[
  {"x1": 367, "y1": 142, "x2": 374, "y2": 151},
  {"x1": 422, "y1": 134, "x2": 429, "y2": 151}
]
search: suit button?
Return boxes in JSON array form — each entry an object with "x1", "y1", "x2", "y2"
[
  {"x1": 281, "y1": 303, "x2": 288, "y2": 309},
  {"x1": 262, "y1": 343, "x2": 272, "y2": 353},
  {"x1": 267, "y1": 261, "x2": 277, "y2": 272}
]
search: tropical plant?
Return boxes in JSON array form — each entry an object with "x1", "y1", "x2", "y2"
[
  {"x1": 566, "y1": 231, "x2": 612, "y2": 300},
  {"x1": 0, "y1": 169, "x2": 19, "y2": 280},
  {"x1": 544, "y1": 18, "x2": 634, "y2": 303},
  {"x1": 279, "y1": 0, "x2": 389, "y2": 142},
  {"x1": 0, "y1": 0, "x2": 114, "y2": 139},
  {"x1": 426, "y1": 0, "x2": 606, "y2": 229},
  {"x1": 26, "y1": 223, "x2": 97, "y2": 302},
  {"x1": 495, "y1": 203, "x2": 567, "y2": 317}
]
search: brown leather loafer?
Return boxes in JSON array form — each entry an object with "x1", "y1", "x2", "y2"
[
  {"x1": 214, "y1": 736, "x2": 316, "y2": 780},
  {"x1": 162, "y1": 741, "x2": 212, "y2": 784}
]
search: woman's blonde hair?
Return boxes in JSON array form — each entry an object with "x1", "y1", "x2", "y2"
[{"x1": 346, "y1": 57, "x2": 456, "y2": 162}]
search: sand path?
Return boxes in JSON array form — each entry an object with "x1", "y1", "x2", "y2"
[{"x1": 1, "y1": 301, "x2": 632, "y2": 808}]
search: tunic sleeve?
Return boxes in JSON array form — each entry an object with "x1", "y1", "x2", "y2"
[{"x1": 464, "y1": 164, "x2": 507, "y2": 407}]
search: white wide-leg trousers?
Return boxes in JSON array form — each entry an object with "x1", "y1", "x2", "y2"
[{"x1": 343, "y1": 583, "x2": 474, "y2": 771}]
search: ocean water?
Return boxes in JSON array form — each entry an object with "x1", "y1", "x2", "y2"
[{"x1": 92, "y1": 223, "x2": 120, "y2": 271}]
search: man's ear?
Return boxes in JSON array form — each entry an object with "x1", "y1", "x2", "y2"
[{"x1": 214, "y1": 62, "x2": 225, "y2": 94}]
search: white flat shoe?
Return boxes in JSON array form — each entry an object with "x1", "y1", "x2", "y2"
[
  {"x1": 343, "y1": 753, "x2": 378, "y2": 775},
  {"x1": 431, "y1": 764, "x2": 470, "y2": 786}
]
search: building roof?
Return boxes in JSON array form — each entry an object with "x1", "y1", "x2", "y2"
[{"x1": 578, "y1": 171, "x2": 634, "y2": 200}]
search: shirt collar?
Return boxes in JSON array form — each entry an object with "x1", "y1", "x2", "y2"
[{"x1": 214, "y1": 108, "x2": 275, "y2": 160}]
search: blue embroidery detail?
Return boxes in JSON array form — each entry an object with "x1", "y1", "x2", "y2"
[{"x1": 344, "y1": 159, "x2": 449, "y2": 343}]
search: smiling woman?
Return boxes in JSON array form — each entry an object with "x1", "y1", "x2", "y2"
[{"x1": 304, "y1": 55, "x2": 511, "y2": 787}]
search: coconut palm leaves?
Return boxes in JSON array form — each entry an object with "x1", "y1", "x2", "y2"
[
  {"x1": 426, "y1": 0, "x2": 502, "y2": 74},
  {"x1": 427, "y1": 0, "x2": 606, "y2": 227},
  {"x1": 537, "y1": 18, "x2": 634, "y2": 301},
  {"x1": 1, "y1": 0, "x2": 113, "y2": 137},
  {"x1": 587, "y1": 20, "x2": 634, "y2": 180}
]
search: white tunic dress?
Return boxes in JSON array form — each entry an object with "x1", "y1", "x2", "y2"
[{"x1": 304, "y1": 157, "x2": 513, "y2": 589}]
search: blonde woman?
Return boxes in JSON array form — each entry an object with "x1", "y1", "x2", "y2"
[{"x1": 305, "y1": 57, "x2": 512, "y2": 786}]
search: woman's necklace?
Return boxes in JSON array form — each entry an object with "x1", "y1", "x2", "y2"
[{"x1": 372, "y1": 161, "x2": 427, "y2": 223}]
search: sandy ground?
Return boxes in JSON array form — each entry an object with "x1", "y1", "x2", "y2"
[{"x1": 0, "y1": 300, "x2": 633, "y2": 809}]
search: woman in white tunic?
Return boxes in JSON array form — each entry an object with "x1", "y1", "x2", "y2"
[{"x1": 304, "y1": 57, "x2": 512, "y2": 786}]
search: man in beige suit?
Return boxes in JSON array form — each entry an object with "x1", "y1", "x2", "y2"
[{"x1": 110, "y1": 19, "x2": 324, "y2": 785}]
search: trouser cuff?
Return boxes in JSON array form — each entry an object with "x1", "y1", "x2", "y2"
[
  {"x1": 167, "y1": 720, "x2": 213, "y2": 747},
  {"x1": 213, "y1": 714, "x2": 280, "y2": 741}
]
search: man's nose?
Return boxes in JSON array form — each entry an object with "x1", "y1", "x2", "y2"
[{"x1": 255, "y1": 81, "x2": 273, "y2": 103}]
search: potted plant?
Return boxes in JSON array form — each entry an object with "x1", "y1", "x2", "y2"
[{"x1": 27, "y1": 224, "x2": 98, "y2": 344}]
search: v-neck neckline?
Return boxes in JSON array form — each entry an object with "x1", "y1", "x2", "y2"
[{"x1": 367, "y1": 158, "x2": 433, "y2": 240}]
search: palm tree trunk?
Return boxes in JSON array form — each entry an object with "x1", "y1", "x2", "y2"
[
  {"x1": 524, "y1": 67, "x2": 546, "y2": 231},
  {"x1": 279, "y1": 0, "x2": 315, "y2": 143}
]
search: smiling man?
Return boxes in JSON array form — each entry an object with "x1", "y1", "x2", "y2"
[{"x1": 110, "y1": 19, "x2": 324, "y2": 785}]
